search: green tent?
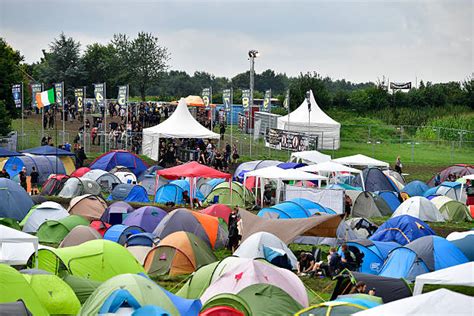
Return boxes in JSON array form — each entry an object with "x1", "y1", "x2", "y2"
[
  {"x1": 0, "y1": 217, "x2": 21, "y2": 230},
  {"x1": 295, "y1": 301, "x2": 368, "y2": 316},
  {"x1": 62, "y1": 274, "x2": 102, "y2": 304},
  {"x1": 439, "y1": 200, "x2": 472, "y2": 222},
  {"x1": 30, "y1": 239, "x2": 145, "y2": 281},
  {"x1": 80, "y1": 273, "x2": 180, "y2": 315},
  {"x1": 201, "y1": 283, "x2": 303, "y2": 316},
  {"x1": 22, "y1": 272, "x2": 81, "y2": 315},
  {"x1": 0, "y1": 264, "x2": 48, "y2": 316},
  {"x1": 204, "y1": 181, "x2": 255, "y2": 208},
  {"x1": 36, "y1": 215, "x2": 90, "y2": 245},
  {"x1": 19, "y1": 205, "x2": 38, "y2": 228}
]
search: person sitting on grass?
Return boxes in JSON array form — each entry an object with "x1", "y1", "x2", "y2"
[
  {"x1": 340, "y1": 243, "x2": 357, "y2": 270},
  {"x1": 297, "y1": 252, "x2": 315, "y2": 276},
  {"x1": 312, "y1": 247, "x2": 341, "y2": 277}
]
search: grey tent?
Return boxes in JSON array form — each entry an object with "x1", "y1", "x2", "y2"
[
  {"x1": 293, "y1": 220, "x2": 359, "y2": 246},
  {"x1": 82, "y1": 169, "x2": 121, "y2": 193},
  {"x1": 346, "y1": 217, "x2": 378, "y2": 239},
  {"x1": 58, "y1": 177, "x2": 102, "y2": 199},
  {"x1": 0, "y1": 300, "x2": 32, "y2": 316},
  {"x1": 352, "y1": 191, "x2": 391, "y2": 218}
]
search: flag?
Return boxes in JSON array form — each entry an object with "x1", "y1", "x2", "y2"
[
  {"x1": 223, "y1": 89, "x2": 231, "y2": 112},
  {"x1": 35, "y1": 89, "x2": 55, "y2": 108},
  {"x1": 262, "y1": 89, "x2": 271, "y2": 112},
  {"x1": 31, "y1": 83, "x2": 42, "y2": 108},
  {"x1": 11, "y1": 84, "x2": 22, "y2": 108},
  {"x1": 283, "y1": 90, "x2": 290, "y2": 109},
  {"x1": 242, "y1": 89, "x2": 250, "y2": 110},
  {"x1": 202, "y1": 87, "x2": 211, "y2": 109},
  {"x1": 306, "y1": 91, "x2": 311, "y2": 112},
  {"x1": 54, "y1": 82, "x2": 64, "y2": 106},
  {"x1": 74, "y1": 88, "x2": 85, "y2": 112},
  {"x1": 117, "y1": 85, "x2": 128, "y2": 107}
]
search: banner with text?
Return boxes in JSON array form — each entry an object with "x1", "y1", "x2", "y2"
[
  {"x1": 242, "y1": 89, "x2": 250, "y2": 110},
  {"x1": 262, "y1": 89, "x2": 271, "y2": 112},
  {"x1": 283, "y1": 89, "x2": 290, "y2": 110},
  {"x1": 117, "y1": 85, "x2": 128, "y2": 108},
  {"x1": 390, "y1": 82, "x2": 412, "y2": 90},
  {"x1": 222, "y1": 89, "x2": 232, "y2": 112},
  {"x1": 202, "y1": 87, "x2": 211, "y2": 109},
  {"x1": 31, "y1": 83, "x2": 42, "y2": 108},
  {"x1": 74, "y1": 88, "x2": 85, "y2": 112},
  {"x1": 54, "y1": 82, "x2": 64, "y2": 107},
  {"x1": 265, "y1": 128, "x2": 318, "y2": 151},
  {"x1": 94, "y1": 83, "x2": 105, "y2": 109},
  {"x1": 12, "y1": 84, "x2": 22, "y2": 108}
]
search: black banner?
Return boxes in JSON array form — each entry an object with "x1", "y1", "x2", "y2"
[
  {"x1": 265, "y1": 128, "x2": 318, "y2": 151},
  {"x1": 390, "y1": 82, "x2": 412, "y2": 90},
  {"x1": 31, "y1": 83, "x2": 42, "y2": 108},
  {"x1": 262, "y1": 89, "x2": 271, "y2": 112},
  {"x1": 223, "y1": 89, "x2": 231, "y2": 112},
  {"x1": 12, "y1": 84, "x2": 22, "y2": 108},
  {"x1": 54, "y1": 82, "x2": 64, "y2": 106},
  {"x1": 74, "y1": 88, "x2": 85, "y2": 112},
  {"x1": 94, "y1": 83, "x2": 105, "y2": 108},
  {"x1": 202, "y1": 87, "x2": 211, "y2": 109},
  {"x1": 242, "y1": 89, "x2": 250, "y2": 110},
  {"x1": 117, "y1": 85, "x2": 128, "y2": 107}
]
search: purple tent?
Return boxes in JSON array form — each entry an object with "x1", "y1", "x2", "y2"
[
  {"x1": 123, "y1": 206, "x2": 167, "y2": 233},
  {"x1": 101, "y1": 201, "x2": 134, "y2": 225}
]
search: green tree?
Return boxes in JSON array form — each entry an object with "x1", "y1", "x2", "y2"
[
  {"x1": 288, "y1": 72, "x2": 331, "y2": 110},
  {"x1": 0, "y1": 100, "x2": 12, "y2": 136},
  {"x1": 0, "y1": 38, "x2": 24, "y2": 118}
]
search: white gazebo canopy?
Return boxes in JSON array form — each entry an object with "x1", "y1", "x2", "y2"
[
  {"x1": 0, "y1": 224, "x2": 38, "y2": 266},
  {"x1": 413, "y1": 262, "x2": 474, "y2": 295},
  {"x1": 142, "y1": 98, "x2": 219, "y2": 160},
  {"x1": 300, "y1": 161, "x2": 365, "y2": 190},
  {"x1": 289, "y1": 150, "x2": 332, "y2": 165},
  {"x1": 332, "y1": 154, "x2": 389, "y2": 169}
]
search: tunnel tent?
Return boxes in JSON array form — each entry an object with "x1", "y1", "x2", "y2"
[
  {"x1": 0, "y1": 178, "x2": 34, "y2": 221},
  {"x1": 257, "y1": 198, "x2": 334, "y2": 219},
  {"x1": 22, "y1": 201, "x2": 69, "y2": 233},
  {"x1": 89, "y1": 150, "x2": 148, "y2": 177},
  {"x1": 82, "y1": 169, "x2": 122, "y2": 193},
  {"x1": 108, "y1": 183, "x2": 150, "y2": 203},
  {"x1": 58, "y1": 177, "x2": 102, "y2": 198},
  {"x1": 4, "y1": 154, "x2": 66, "y2": 184},
  {"x1": 21, "y1": 145, "x2": 76, "y2": 175}
]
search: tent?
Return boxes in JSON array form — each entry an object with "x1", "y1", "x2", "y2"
[
  {"x1": 369, "y1": 215, "x2": 435, "y2": 245},
  {"x1": 21, "y1": 270, "x2": 81, "y2": 315},
  {"x1": 345, "y1": 217, "x2": 378, "y2": 239},
  {"x1": 40, "y1": 174, "x2": 69, "y2": 196},
  {"x1": 233, "y1": 231, "x2": 298, "y2": 269},
  {"x1": 154, "y1": 179, "x2": 205, "y2": 204},
  {"x1": 68, "y1": 194, "x2": 108, "y2": 221},
  {"x1": 352, "y1": 168, "x2": 398, "y2": 192},
  {"x1": 343, "y1": 239, "x2": 400, "y2": 274},
  {"x1": 103, "y1": 224, "x2": 145, "y2": 245},
  {"x1": 203, "y1": 181, "x2": 255, "y2": 208},
  {"x1": 431, "y1": 196, "x2": 472, "y2": 222},
  {"x1": 0, "y1": 178, "x2": 34, "y2": 221},
  {"x1": 200, "y1": 259, "x2": 308, "y2": 307},
  {"x1": 141, "y1": 173, "x2": 168, "y2": 195},
  {"x1": 31, "y1": 239, "x2": 144, "y2": 281},
  {"x1": 4, "y1": 155, "x2": 66, "y2": 184},
  {"x1": 352, "y1": 191, "x2": 392, "y2": 218},
  {"x1": 0, "y1": 300, "x2": 33, "y2": 316},
  {"x1": 126, "y1": 232, "x2": 155, "y2": 247},
  {"x1": 446, "y1": 231, "x2": 474, "y2": 260},
  {"x1": 234, "y1": 160, "x2": 282, "y2": 182},
  {"x1": 89, "y1": 150, "x2": 148, "y2": 177},
  {"x1": 293, "y1": 220, "x2": 359, "y2": 247},
  {"x1": 90, "y1": 220, "x2": 111, "y2": 236},
  {"x1": 0, "y1": 225, "x2": 38, "y2": 265},
  {"x1": 413, "y1": 262, "x2": 474, "y2": 295},
  {"x1": 199, "y1": 204, "x2": 232, "y2": 224},
  {"x1": 138, "y1": 165, "x2": 164, "y2": 182},
  {"x1": 21, "y1": 145, "x2": 76, "y2": 175},
  {"x1": 238, "y1": 209, "x2": 342, "y2": 244},
  {"x1": 353, "y1": 289, "x2": 473, "y2": 316},
  {"x1": 201, "y1": 283, "x2": 303, "y2": 316},
  {"x1": 257, "y1": 198, "x2": 334, "y2": 219},
  {"x1": 379, "y1": 236, "x2": 468, "y2": 281},
  {"x1": 296, "y1": 295, "x2": 383, "y2": 316},
  {"x1": 101, "y1": 201, "x2": 135, "y2": 225},
  {"x1": 142, "y1": 98, "x2": 220, "y2": 159},
  {"x1": 107, "y1": 183, "x2": 150, "y2": 203},
  {"x1": 22, "y1": 201, "x2": 69, "y2": 233},
  {"x1": 0, "y1": 147, "x2": 22, "y2": 158},
  {"x1": 123, "y1": 206, "x2": 167, "y2": 233},
  {"x1": 376, "y1": 191, "x2": 401, "y2": 212},
  {"x1": 59, "y1": 225, "x2": 102, "y2": 248},
  {"x1": 402, "y1": 180, "x2": 430, "y2": 197},
  {"x1": 392, "y1": 196, "x2": 445, "y2": 222},
  {"x1": 82, "y1": 169, "x2": 122, "y2": 192},
  {"x1": 331, "y1": 271, "x2": 412, "y2": 303},
  {"x1": 126, "y1": 245, "x2": 153, "y2": 264},
  {"x1": 0, "y1": 264, "x2": 49, "y2": 316},
  {"x1": 36, "y1": 215, "x2": 90, "y2": 245},
  {"x1": 144, "y1": 231, "x2": 217, "y2": 276},
  {"x1": 383, "y1": 169, "x2": 405, "y2": 185},
  {"x1": 79, "y1": 273, "x2": 201, "y2": 316},
  {"x1": 58, "y1": 177, "x2": 102, "y2": 198},
  {"x1": 289, "y1": 150, "x2": 331, "y2": 165},
  {"x1": 424, "y1": 181, "x2": 466, "y2": 202},
  {"x1": 277, "y1": 90, "x2": 340, "y2": 149},
  {"x1": 114, "y1": 171, "x2": 138, "y2": 184},
  {"x1": 427, "y1": 164, "x2": 474, "y2": 186},
  {"x1": 71, "y1": 167, "x2": 91, "y2": 178},
  {"x1": 300, "y1": 161, "x2": 363, "y2": 188},
  {"x1": 199, "y1": 178, "x2": 225, "y2": 197},
  {"x1": 333, "y1": 154, "x2": 389, "y2": 169},
  {"x1": 153, "y1": 208, "x2": 228, "y2": 249}
]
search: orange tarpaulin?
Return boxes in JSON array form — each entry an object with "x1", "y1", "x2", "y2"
[{"x1": 183, "y1": 95, "x2": 216, "y2": 107}]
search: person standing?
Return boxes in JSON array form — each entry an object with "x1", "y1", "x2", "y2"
[
  {"x1": 76, "y1": 146, "x2": 87, "y2": 168},
  {"x1": 395, "y1": 156, "x2": 403, "y2": 174},
  {"x1": 30, "y1": 167, "x2": 39, "y2": 195},
  {"x1": 0, "y1": 168, "x2": 10, "y2": 179},
  {"x1": 19, "y1": 167, "x2": 27, "y2": 192},
  {"x1": 227, "y1": 207, "x2": 241, "y2": 251}
]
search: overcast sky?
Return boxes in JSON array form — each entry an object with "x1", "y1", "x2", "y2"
[{"x1": 1, "y1": 0, "x2": 472, "y2": 83}]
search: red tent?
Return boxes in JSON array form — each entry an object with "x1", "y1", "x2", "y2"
[
  {"x1": 157, "y1": 161, "x2": 231, "y2": 180},
  {"x1": 200, "y1": 204, "x2": 232, "y2": 224},
  {"x1": 71, "y1": 167, "x2": 91, "y2": 178}
]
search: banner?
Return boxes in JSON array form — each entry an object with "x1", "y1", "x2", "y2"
[
  {"x1": 54, "y1": 82, "x2": 64, "y2": 106},
  {"x1": 117, "y1": 85, "x2": 128, "y2": 107},
  {"x1": 265, "y1": 128, "x2": 318, "y2": 152},
  {"x1": 390, "y1": 82, "x2": 412, "y2": 90},
  {"x1": 93, "y1": 83, "x2": 105, "y2": 109},
  {"x1": 31, "y1": 83, "x2": 42, "y2": 108},
  {"x1": 241, "y1": 89, "x2": 250, "y2": 110},
  {"x1": 262, "y1": 89, "x2": 271, "y2": 112},
  {"x1": 283, "y1": 90, "x2": 290, "y2": 109},
  {"x1": 222, "y1": 89, "x2": 231, "y2": 112},
  {"x1": 306, "y1": 91, "x2": 311, "y2": 112},
  {"x1": 74, "y1": 88, "x2": 85, "y2": 112},
  {"x1": 12, "y1": 84, "x2": 22, "y2": 108},
  {"x1": 202, "y1": 87, "x2": 211, "y2": 109}
]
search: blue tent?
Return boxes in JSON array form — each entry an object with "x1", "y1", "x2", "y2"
[
  {"x1": 402, "y1": 180, "x2": 430, "y2": 197},
  {"x1": 423, "y1": 182, "x2": 464, "y2": 200},
  {"x1": 137, "y1": 165, "x2": 163, "y2": 182},
  {"x1": 21, "y1": 145, "x2": 75, "y2": 156},
  {"x1": 257, "y1": 198, "x2": 334, "y2": 219},
  {"x1": 369, "y1": 215, "x2": 435, "y2": 245},
  {"x1": 326, "y1": 183, "x2": 362, "y2": 191},
  {"x1": 344, "y1": 239, "x2": 400, "y2": 274},
  {"x1": 103, "y1": 224, "x2": 145, "y2": 245},
  {"x1": 127, "y1": 233, "x2": 155, "y2": 247},
  {"x1": 90, "y1": 150, "x2": 148, "y2": 177},
  {"x1": 334, "y1": 294, "x2": 382, "y2": 309},
  {"x1": 0, "y1": 147, "x2": 22, "y2": 157},
  {"x1": 154, "y1": 180, "x2": 204, "y2": 204},
  {"x1": 163, "y1": 284, "x2": 202, "y2": 315},
  {"x1": 377, "y1": 191, "x2": 401, "y2": 212},
  {"x1": 108, "y1": 184, "x2": 150, "y2": 203},
  {"x1": 379, "y1": 236, "x2": 468, "y2": 281},
  {"x1": 450, "y1": 234, "x2": 474, "y2": 261},
  {"x1": 199, "y1": 178, "x2": 225, "y2": 197},
  {"x1": 277, "y1": 162, "x2": 306, "y2": 169},
  {"x1": 353, "y1": 168, "x2": 399, "y2": 192},
  {"x1": 0, "y1": 178, "x2": 34, "y2": 221},
  {"x1": 4, "y1": 155, "x2": 66, "y2": 184}
]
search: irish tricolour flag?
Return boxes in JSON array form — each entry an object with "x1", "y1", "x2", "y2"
[{"x1": 35, "y1": 88, "x2": 54, "y2": 108}]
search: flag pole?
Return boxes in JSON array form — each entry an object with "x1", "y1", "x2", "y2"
[
  {"x1": 103, "y1": 82, "x2": 107, "y2": 152},
  {"x1": 21, "y1": 82, "x2": 24, "y2": 149},
  {"x1": 62, "y1": 81, "x2": 65, "y2": 145},
  {"x1": 41, "y1": 83, "x2": 44, "y2": 143},
  {"x1": 126, "y1": 84, "x2": 129, "y2": 150},
  {"x1": 83, "y1": 86, "x2": 87, "y2": 153},
  {"x1": 230, "y1": 88, "x2": 233, "y2": 164}
]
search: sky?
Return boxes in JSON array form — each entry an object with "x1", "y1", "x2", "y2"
[{"x1": 1, "y1": 0, "x2": 472, "y2": 83}]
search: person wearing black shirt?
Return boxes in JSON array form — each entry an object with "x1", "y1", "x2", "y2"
[
  {"x1": 340, "y1": 243, "x2": 356, "y2": 270},
  {"x1": 30, "y1": 167, "x2": 40, "y2": 195},
  {"x1": 182, "y1": 190, "x2": 190, "y2": 205},
  {"x1": 19, "y1": 168, "x2": 27, "y2": 192},
  {"x1": 0, "y1": 168, "x2": 10, "y2": 179},
  {"x1": 297, "y1": 252, "x2": 315, "y2": 275},
  {"x1": 76, "y1": 146, "x2": 87, "y2": 168},
  {"x1": 227, "y1": 207, "x2": 241, "y2": 251}
]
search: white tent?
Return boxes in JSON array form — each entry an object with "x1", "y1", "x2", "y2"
[
  {"x1": 413, "y1": 262, "x2": 474, "y2": 295},
  {"x1": 332, "y1": 154, "x2": 389, "y2": 168},
  {"x1": 353, "y1": 289, "x2": 473, "y2": 316},
  {"x1": 142, "y1": 98, "x2": 220, "y2": 160},
  {"x1": 392, "y1": 196, "x2": 445, "y2": 222},
  {"x1": 277, "y1": 90, "x2": 340, "y2": 150},
  {"x1": 289, "y1": 150, "x2": 331, "y2": 165},
  {"x1": 22, "y1": 201, "x2": 69, "y2": 233},
  {"x1": 0, "y1": 224, "x2": 38, "y2": 265},
  {"x1": 446, "y1": 230, "x2": 474, "y2": 241},
  {"x1": 300, "y1": 161, "x2": 365, "y2": 190}
]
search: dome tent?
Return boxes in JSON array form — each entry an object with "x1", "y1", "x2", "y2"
[
  {"x1": 369, "y1": 215, "x2": 435, "y2": 245},
  {"x1": 40, "y1": 174, "x2": 69, "y2": 196},
  {"x1": 4, "y1": 155, "x2": 66, "y2": 184},
  {"x1": 352, "y1": 191, "x2": 392, "y2": 218},
  {"x1": 427, "y1": 164, "x2": 474, "y2": 186},
  {"x1": 22, "y1": 201, "x2": 69, "y2": 233},
  {"x1": 199, "y1": 178, "x2": 225, "y2": 197},
  {"x1": 68, "y1": 194, "x2": 108, "y2": 221},
  {"x1": 377, "y1": 191, "x2": 401, "y2": 212},
  {"x1": 352, "y1": 168, "x2": 399, "y2": 193},
  {"x1": 277, "y1": 90, "x2": 340, "y2": 150},
  {"x1": 58, "y1": 177, "x2": 102, "y2": 198},
  {"x1": 123, "y1": 206, "x2": 167, "y2": 233},
  {"x1": 36, "y1": 215, "x2": 90, "y2": 245},
  {"x1": 89, "y1": 150, "x2": 148, "y2": 177},
  {"x1": 392, "y1": 196, "x2": 445, "y2": 222},
  {"x1": 82, "y1": 169, "x2": 121, "y2": 193},
  {"x1": 154, "y1": 179, "x2": 204, "y2": 204},
  {"x1": 71, "y1": 167, "x2": 91, "y2": 177},
  {"x1": 114, "y1": 171, "x2": 138, "y2": 184},
  {"x1": 108, "y1": 183, "x2": 150, "y2": 203},
  {"x1": 431, "y1": 196, "x2": 472, "y2": 222},
  {"x1": 101, "y1": 201, "x2": 135, "y2": 225},
  {"x1": 342, "y1": 239, "x2": 400, "y2": 274},
  {"x1": 204, "y1": 181, "x2": 255, "y2": 208},
  {"x1": 59, "y1": 225, "x2": 102, "y2": 248},
  {"x1": 402, "y1": 180, "x2": 430, "y2": 197},
  {"x1": 103, "y1": 224, "x2": 145, "y2": 245},
  {"x1": 424, "y1": 181, "x2": 466, "y2": 201},
  {"x1": 199, "y1": 204, "x2": 232, "y2": 224},
  {"x1": 0, "y1": 178, "x2": 34, "y2": 221}
]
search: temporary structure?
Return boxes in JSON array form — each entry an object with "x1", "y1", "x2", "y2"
[
  {"x1": 277, "y1": 90, "x2": 340, "y2": 150},
  {"x1": 0, "y1": 178, "x2": 34, "y2": 221},
  {"x1": 21, "y1": 145, "x2": 76, "y2": 175},
  {"x1": 300, "y1": 161, "x2": 364, "y2": 189},
  {"x1": 392, "y1": 196, "x2": 445, "y2": 222},
  {"x1": 332, "y1": 154, "x2": 389, "y2": 169},
  {"x1": 0, "y1": 224, "x2": 38, "y2": 265},
  {"x1": 413, "y1": 262, "x2": 474, "y2": 295},
  {"x1": 289, "y1": 150, "x2": 331, "y2": 165},
  {"x1": 59, "y1": 225, "x2": 102, "y2": 248},
  {"x1": 22, "y1": 201, "x2": 69, "y2": 233},
  {"x1": 142, "y1": 98, "x2": 220, "y2": 160},
  {"x1": 68, "y1": 194, "x2": 108, "y2": 221},
  {"x1": 89, "y1": 150, "x2": 148, "y2": 177}
]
